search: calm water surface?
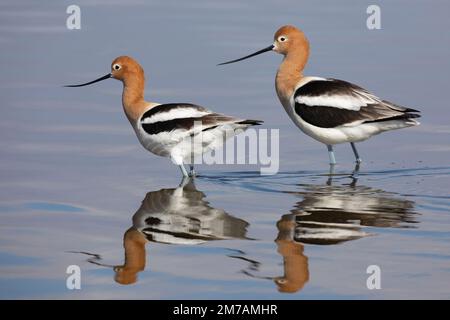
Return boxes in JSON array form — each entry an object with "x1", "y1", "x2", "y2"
[{"x1": 1, "y1": 0, "x2": 450, "y2": 299}]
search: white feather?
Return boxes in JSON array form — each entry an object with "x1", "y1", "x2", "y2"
[
  {"x1": 141, "y1": 108, "x2": 210, "y2": 124},
  {"x1": 294, "y1": 79, "x2": 381, "y2": 111},
  {"x1": 132, "y1": 106, "x2": 256, "y2": 164},
  {"x1": 296, "y1": 94, "x2": 370, "y2": 111}
]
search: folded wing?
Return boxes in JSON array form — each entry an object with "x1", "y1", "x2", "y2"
[
  {"x1": 139, "y1": 103, "x2": 262, "y2": 142},
  {"x1": 294, "y1": 79, "x2": 420, "y2": 128}
]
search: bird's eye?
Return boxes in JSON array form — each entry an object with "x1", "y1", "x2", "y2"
[
  {"x1": 278, "y1": 36, "x2": 287, "y2": 42},
  {"x1": 113, "y1": 64, "x2": 121, "y2": 70}
]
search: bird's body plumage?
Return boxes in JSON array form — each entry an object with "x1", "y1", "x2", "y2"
[
  {"x1": 133, "y1": 102, "x2": 262, "y2": 165},
  {"x1": 279, "y1": 77, "x2": 420, "y2": 146}
]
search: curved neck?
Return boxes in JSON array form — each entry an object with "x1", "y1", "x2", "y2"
[
  {"x1": 122, "y1": 73, "x2": 148, "y2": 123},
  {"x1": 275, "y1": 45, "x2": 309, "y2": 102}
]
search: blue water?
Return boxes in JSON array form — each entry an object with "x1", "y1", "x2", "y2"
[{"x1": 0, "y1": 0, "x2": 449, "y2": 299}]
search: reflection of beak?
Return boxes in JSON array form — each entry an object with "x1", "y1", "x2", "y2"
[
  {"x1": 64, "y1": 73, "x2": 111, "y2": 87},
  {"x1": 217, "y1": 44, "x2": 274, "y2": 65}
]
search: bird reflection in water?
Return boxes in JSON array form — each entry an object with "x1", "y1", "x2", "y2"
[
  {"x1": 239, "y1": 165, "x2": 418, "y2": 293},
  {"x1": 77, "y1": 166, "x2": 418, "y2": 292},
  {"x1": 114, "y1": 177, "x2": 249, "y2": 284},
  {"x1": 292, "y1": 166, "x2": 418, "y2": 245}
]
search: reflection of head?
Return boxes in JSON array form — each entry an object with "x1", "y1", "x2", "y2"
[
  {"x1": 114, "y1": 228, "x2": 146, "y2": 285},
  {"x1": 274, "y1": 215, "x2": 309, "y2": 293}
]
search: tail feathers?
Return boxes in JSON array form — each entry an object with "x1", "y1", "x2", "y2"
[
  {"x1": 368, "y1": 112, "x2": 421, "y2": 124},
  {"x1": 404, "y1": 108, "x2": 421, "y2": 113},
  {"x1": 404, "y1": 113, "x2": 421, "y2": 126},
  {"x1": 383, "y1": 100, "x2": 421, "y2": 113},
  {"x1": 369, "y1": 112, "x2": 420, "y2": 131},
  {"x1": 391, "y1": 113, "x2": 421, "y2": 121}
]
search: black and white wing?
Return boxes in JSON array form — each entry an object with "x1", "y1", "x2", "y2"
[
  {"x1": 139, "y1": 103, "x2": 262, "y2": 139},
  {"x1": 294, "y1": 78, "x2": 420, "y2": 128}
]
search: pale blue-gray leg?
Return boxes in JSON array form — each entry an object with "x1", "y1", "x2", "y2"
[
  {"x1": 179, "y1": 164, "x2": 188, "y2": 177},
  {"x1": 178, "y1": 176, "x2": 191, "y2": 188},
  {"x1": 327, "y1": 163, "x2": 335, "y2": 186},
  {"x1": 352, "y1": 162, "x2": 360, "y2": 174},
  {"x1": 350, "y1": 142, "x2": 362, "y2": 164},
  {"x1": 327, "y1": 145, "x2": 336, "y2": 165},
  {"x1": 189, "y1": 165, "x2": 196, "y2": 177},
  {"x1": 350, "y1": 162, "x2": 360, "y2": 186}
]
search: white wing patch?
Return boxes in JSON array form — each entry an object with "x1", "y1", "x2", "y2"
[
  {"x1": 296, "y1": 95, "x2": 368, "y2": 111},
  {"x1": 141, "y1": 108, "x2": 210, "y2": 124},
  {"x1": 295, "y1": 79, "x2": 382, "y2": 111}
]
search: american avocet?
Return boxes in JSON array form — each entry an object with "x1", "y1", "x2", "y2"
[
  {"x1": 65, "y1": 56, "x2": 262, "y2": 177},
  {"x1": 219, "y1": 25, "x2": 421, "y2": 165}
]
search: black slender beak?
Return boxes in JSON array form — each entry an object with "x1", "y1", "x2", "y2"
[
  {"x1": 217, "y1": 45, "x2": 274, "y2": 66},
  {"x1": 64, "y1": 73, "x2": 112, "y2": 87}
]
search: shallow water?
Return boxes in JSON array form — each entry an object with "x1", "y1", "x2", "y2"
[{"x1": 1, "y1": 0, "x2": 450, "y2": 299}]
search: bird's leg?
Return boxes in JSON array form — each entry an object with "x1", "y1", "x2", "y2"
[
  {"x1": 178, "y1": 176, "x2": 191, "y2": 188},
  {"x1": 327, "y1": 145, "x2": 336, "y2": 165},
  {"x1": 350, "y1": 162, "x2": 360, "y2": 186},
  {"x1": 352, "y1": 162, "x2": 360, "y2": 175},
  {"x1": 350, "y1": 142, "x2": 362, "y2": 164},
  {"x1": 327, "y1": 163, "x2": 335, "y2": 186},
  {"x1": 189, "y1": 164, "x2": 196, "y2": 177},
  {"x1": 179, "y1": 164, "x2": 188, "y2": 177}
]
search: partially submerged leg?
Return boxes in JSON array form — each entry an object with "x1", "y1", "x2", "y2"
[
  {"x1": 352, "y1": 162, "x2": 360, "y2": 175},
  {"x1": 178, "y1": 176, "x2": 191, "y2": 188},
  {"x1": 189, "y1": 164, "x2": 196, "y2": 177},
  {"x1": 327, "y1": 145, "x2": 336, "y2": 165},
  {"x1": 179, "y1": 164, "x2": 188, "y2": 177},
  {"x1": 350, "y1": 142, "x2": 362, "y2": 164},
  {"x1": 171, "y1": 151, "x2": 189, "y2": 178},
  {"x1": 350, "y1": 162, "x2": 360, "y2": 187},
  {"x1": 327, "y1": 163, "x2": 335, "y2": 186}
]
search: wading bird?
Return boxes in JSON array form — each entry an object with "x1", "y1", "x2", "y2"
[
  {"x1": 219, "y1": 25, "x2": 420, "y2": 165},
  {"x1": 65, "y1": 56, "x2": 262, "y2": 177}
]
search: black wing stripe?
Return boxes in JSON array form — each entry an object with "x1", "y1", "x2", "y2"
[
  {"x1": 294, "y1": 103, "x2": 366, "y2": 128},
  {"x1": 141, "y1": 113, "x2": 234, "y2": 135},
  {"x1": 142, "y1": 117, "x2": 204, "y2": 135},
  {"x1": 237, "y1": 119, "x2": 263, "y2": 126},
  {"x1": 295, "y1": 103, "x2": 420, "y2": 128},
  {"x1": 142, "y1": 115, "x2": 263, "y2": 135}
]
